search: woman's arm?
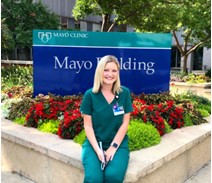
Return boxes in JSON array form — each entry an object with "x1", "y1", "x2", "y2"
[
  {"x1": 83, "y1": 114, "x2": 105, "y2": 162},
  {"x1": 105, "y1": 112, "x2": 131, "y2": 162}
]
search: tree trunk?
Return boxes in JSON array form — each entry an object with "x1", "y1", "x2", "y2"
[
  {"x1": 101, "y1": 13, "x2": 114, "y2": 32},
  {"x1": 181, "y1": 54, "x2": 188, "y2": 75},
  {"x1": 23, "y1": 46, "x2": 31, "y2": 60},
  {"x1": 101, "y1": 14, "x2": 108, "y2": 32}
]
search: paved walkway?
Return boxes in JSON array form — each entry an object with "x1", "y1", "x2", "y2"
[
  {"x1": 1, "y1": 161, "x2": 211, "y2": 183},
  {"x1": 184, "y1": 161, "x2": 211, "y2": 183},
  {"x1": 1, "y1": 165, "x2": 33, "y2": 183}
]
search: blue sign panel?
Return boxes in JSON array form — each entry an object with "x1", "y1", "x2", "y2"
[{"x1": 33, "y1": 30, "x2": 172, "y2": 96}]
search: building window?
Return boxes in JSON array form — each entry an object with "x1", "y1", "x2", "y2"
[
  {"x1": 74, "y1": 21, "x2": 80, "y2": 30},
  {"x1": 171, "y1": 46, "x2": 181, "y2": 68},
  {"x1": 61, "y1": 17, "x2": 68, "y2": 29},
  {"x1": 87, "y1": 22, "x2": 92, "y2": 31},
  {"x1": 192, "y1": 47, "x2": 203, "y2": 70}
]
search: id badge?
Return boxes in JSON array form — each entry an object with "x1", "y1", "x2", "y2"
[{"x1": 112, "y1": 103, "x2": 125, "y2": 116}]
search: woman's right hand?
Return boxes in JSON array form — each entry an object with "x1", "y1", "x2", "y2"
[{"x1": 96, "y1": 149, "x2": 105, "y2": 163}]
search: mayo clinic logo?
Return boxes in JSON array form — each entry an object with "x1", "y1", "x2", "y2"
[{"x1": 38, "y1": 32, "x2": 52, "y2": 43}]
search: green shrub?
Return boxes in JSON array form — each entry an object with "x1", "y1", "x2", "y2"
[
  {"x1": 197, "y1": 109, "x2": 210, "y2": 117},
  {"x1": 128, "y1": 119, "x2": 161, "y2": 151},
  {"x1": 73, "y1": 129, "x2": 86, "y2": 145},
  {"x1": 174, "y1": 92, "x2": 210, "y2": 124},
  {"x1": 38, "y1": 119, "x2": 60, "y2": 134},
  {"x1": 183, "y1": 113, "x2": 193, "y2": 126},
  {"x1": 181, "y1": 92, "x2": 211, "y2": 106},
  {"x1": 197, "y1": 104, "x2": 211, "y2": 114},
  {"x1": 164, "y1": 120, "x2": 173, "y2": 133},
  {"x1": 187, "y1": 110, "x2": 207, "y2": 125},
  {"x1": 14, "y1": 116, "x2": 26, "y2": 125}
]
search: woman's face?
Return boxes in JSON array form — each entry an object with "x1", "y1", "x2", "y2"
[{"x1": 102, "y1": 62, "x2": 118, "y2": 86}]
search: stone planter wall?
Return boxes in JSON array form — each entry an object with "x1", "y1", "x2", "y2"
[
  {"x1": 170, "y1": 82, "x2": 211, "y2": 100},
  {"x1": 1, "y1": 117, "x2": 211, "y2": 183}
]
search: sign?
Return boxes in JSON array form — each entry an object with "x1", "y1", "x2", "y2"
[{"x1": 33, "y1": 30, "x2": 172, "y2": 96}]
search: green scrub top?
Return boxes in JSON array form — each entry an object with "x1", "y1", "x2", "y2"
[{"x1": 80, "y1": 86, "x2": 133, "y2": 149}]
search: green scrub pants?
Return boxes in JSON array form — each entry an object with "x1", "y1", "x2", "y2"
[{"x1": 82, "y1": 145, "x2": 129, "y2": 183}]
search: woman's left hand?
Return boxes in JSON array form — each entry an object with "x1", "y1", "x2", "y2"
[{"x1": 105, "y1": 146, "x2": 117, "y2": 162}]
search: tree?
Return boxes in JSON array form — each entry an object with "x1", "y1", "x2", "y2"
[
  {"x1": 2, "y1": 0, "x2": 60, "y2": 60},
  {"x1": 72, "y1": 0, "x2": 116, "y2": 32},
  {"x1": 1, "y1": 19, "x2": 15, "y2": 59},
  {"x1": 72, "y1": 0, "x2": 211, "y2": 74},
  {"x1": 72, "y1": 0, "x2": 153, "y2": 32},
  {"x1": 127, "y1": 0, "x2": 211, "y2": 74}
]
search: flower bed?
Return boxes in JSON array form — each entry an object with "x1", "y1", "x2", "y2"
[{"x1": 1, "y1": 87, "x2": 210, "y2": 151}]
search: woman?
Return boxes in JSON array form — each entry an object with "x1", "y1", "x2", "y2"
[{"x1": 80, "y1": 55, "x2": 133, "y2": 183}]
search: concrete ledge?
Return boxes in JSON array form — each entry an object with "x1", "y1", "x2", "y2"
[
  {"x1": 1, "y1": 60, "x2": 32, "y2": 65},
  {"x1": 1, "y1": 117, "x2": 211, "y2": 183},
  {"x1": 170, "y1": 82, "x2": 211, "y2": 88}
]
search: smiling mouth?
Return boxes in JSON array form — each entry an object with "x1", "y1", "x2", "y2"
[{"x1": 105, "y1": 77, "x2": 114, "y2": 80}]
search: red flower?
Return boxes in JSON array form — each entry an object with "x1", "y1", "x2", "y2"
[
  {"x1": 143, "y1": 115, "x2": 147, "y2": 122},
  {"x1": 8, "y1": 93, "x2": 13, "y2": 98},
  {"x1": 166, "y1": 100, "x2": 174, "y2": 108},
  {"x1": 147, "y1": 104, "x2": 154, "y2": 111},
  {"x1": 58, "y1": 126, "x2": 62, "y2": 137},
  {"x1": 35, "y1": 102, "x2": 44, "y2": 116}
]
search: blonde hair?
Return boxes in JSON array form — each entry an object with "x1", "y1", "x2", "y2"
[{"x1": 92, "y1": 55, "x2": 122, "y2": 94}]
